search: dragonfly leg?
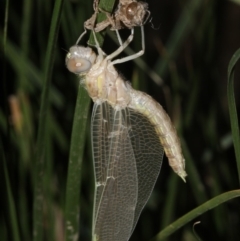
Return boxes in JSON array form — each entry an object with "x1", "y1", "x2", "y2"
[
  {"x1": 92, "y1": 30, "x2": 106, "y2": 59},
  {"x1": 75, "y1": 28, "x2": 88, "y2": 45},
  {"x1": 115, "y1": 29, "x2": 123, "y2": 46},
  {"x1": 110, "y1": 26, "x2": 145, "y2": 65},
  {"x1": 106, "y1": 28, "x2": 135, "y2": 61}
]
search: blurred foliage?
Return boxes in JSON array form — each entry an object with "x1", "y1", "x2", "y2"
[{"x1": 1, "y1": 0, "x2": 240, "y2": 241}]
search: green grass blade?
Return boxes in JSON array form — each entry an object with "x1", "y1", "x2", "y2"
[
  {"x1": 153, "y1": 0, "x2": 202, "y2": 78},
  {"x1": 182, "y1": 139, "x2": 208, "y2": 204},
  {"x1": 64, "y1": 84, "x2": 91, "y2": 241},
  {"x1": 33, "y1": 0, "x2": 65, "y2": 240},
  {"x1": 1, "y1": 141, "x2": 20, "y2": 241},
  {"x1": 227, "y1": 48, "x2": 240, "y2": 184},
  {"x1": 152, "y1": 190, "x2": 240, "y2": 240},
  {"x1": 88, "y1": 0, "x2": 116, "y2": 46},
  {"x1": 160, "y1": 174, "x2": 179, "y2": 230},
  {"x1": 0, "y1": 35, "x2": 64, "y2": 108},
  {"x1": 19, "y1": 0, "x2": 32, "y2": 90},
  {"x1": 2, "y1": 0, "x2": 10, "y2": 146}
]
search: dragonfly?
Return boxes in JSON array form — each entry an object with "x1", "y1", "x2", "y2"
[{"x1": 66, "y1": 24, "x2": 186, "y2": 241}]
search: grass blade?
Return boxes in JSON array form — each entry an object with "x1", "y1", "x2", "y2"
[
  {"x1": 1, "y1": 141, "x2": 20, "y2": 241},
  {"x1": 152, "y1": 190, "x2": 240, "y2": 240},
  {"x1": 153, "y1": 0, "x2": 202, "y2": 78},
  {"x1": 88, "y1": 0, "x2": 116, "y2": 46},
  {"x1": 33, "y1": 0, "x2": 65, "y2": 240},
  {"x1": 64, "y1": 85, "x2": 91, "y2": 241},
  {"x1": 2, "y1": 0, "x2": 10, "y2": 149},
  {"x1": 227, "y1": 48, "x2": 240, "y2": 184}
]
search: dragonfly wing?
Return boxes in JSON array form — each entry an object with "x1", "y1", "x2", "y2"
[
  {"x1": 91, "y1": 101, "x2": 110, "y2": 231},
  {"x1": 91, "y1": 102, "x2": 138, "y2": 241},
  {"x1": 128, "y1": 108, "x2": 164, "y2": 234}
]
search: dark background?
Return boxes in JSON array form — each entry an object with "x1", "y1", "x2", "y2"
[{"x1": 1, "y1": 0, "x2": 240, "y2": 240}]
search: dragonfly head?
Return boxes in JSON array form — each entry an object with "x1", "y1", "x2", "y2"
[{"x1": 66, "y1": 45, "x2": 97, "y2": 75}]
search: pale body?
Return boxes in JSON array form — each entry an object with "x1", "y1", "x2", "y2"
[
  {"x1": 67, "y1": 46, "x2": 186, "y2": 180},
  {"x1": 66, "y1": 35, "x2": 186, "y2": 241}
]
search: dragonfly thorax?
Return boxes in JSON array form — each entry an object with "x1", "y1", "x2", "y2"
[
  {"x1": 66, "y1": 45, "x2": 131, "y2": 108},
  {"x1": 85, "y1": 58, "x2": 132, "y2": 108}
]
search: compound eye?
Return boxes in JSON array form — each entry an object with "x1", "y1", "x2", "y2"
[{"x1": 66, "y1": 56, "x2": 92, "y2": 74}]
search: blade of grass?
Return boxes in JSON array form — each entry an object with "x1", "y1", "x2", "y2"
[
  {"x1": 229, "y1": 0, "x2": 240, "y2": 5},
  {"x1": 2, "y1": 1, "x2": 20, "y2": 239},
  {"x1": 2, "y1": 0, "x2": 10, "y2": 155},
  {"x1": 0, "y1": 35, "x2": 64, "y2": 107},
  {"x1": 61, "y1": 0, "x2": 90, "y2": 46},
  {"x1": 227, "y1": 48, "x2": 240, "y2": 184},
  {"x1": 182, "y1": 139, "x2": 208, "y2": 204},
  {"x1": 1, "y1": 140, "x2": 20, "y2": 241},
  {"x1": 64, "y1": 1, "x2": 117, "y2": 241},
  {"x1": 18, "y1": 1, "x2": 34, "y2": 239},
  {"x1": 154, "y1": 0, "x2": 202, "y2": 78},
  {"x1": 19, "y1": 0, "x2": 32, "y2": 90},
  {"x1": 88, "y1": 0, "x2": 116, "y2": 46},
  {"x1": 33, "y1": 0, "x2": 65, "y2": 240},
  {"x1": 160, "y1": 174, "x2": 178, "y2": 231},
  {"x1": 151, "y1": 190, "x2": 240, "y2": 241},
  {"x1": 64, "y1": 84, "x2": 91, "y2": 241}
]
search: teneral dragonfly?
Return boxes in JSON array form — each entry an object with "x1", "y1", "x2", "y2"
[{"x1": 66, "y1": 26, "x2": 186, "y2": 241}]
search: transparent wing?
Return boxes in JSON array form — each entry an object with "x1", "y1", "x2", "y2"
[
  {"x1": 128, "y1": 108, "x2": 164, "y2": 234},
  {"x1": 91, "y1": 102, "x2": 138, "y2": 241}
]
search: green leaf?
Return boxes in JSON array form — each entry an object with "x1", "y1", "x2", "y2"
[
  {"x1": 152, "y1": 190, "x2": 240, "y2": 240},
  {"x1": 227, "y1": 48, "x2": 240, "y2": 184},
  {"x1": 88, "y1": 0, "x2": 116, "y2": 46},
  {"x1": 33, "y1": 1, "x2": 65, "y2": 241},
  {"x1": 64, "y1": 84, "x2": 91, "y2": 241},
  {"x1": 153, "y1": 0, "x2": 202, "y2": 78},
  {"x1": 1, "y1": 140, "x2": 20, "y2": 241}
]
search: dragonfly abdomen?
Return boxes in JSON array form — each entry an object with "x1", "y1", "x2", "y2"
[{"x1": 129, "y1": 88, "x2": 187, "y2": 182}]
